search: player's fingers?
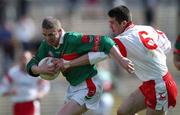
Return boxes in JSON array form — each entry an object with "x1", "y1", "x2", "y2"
[
  {"x1": 127, "y1": 65, "x2": 135, "y2": 74},
  {"x1": 44, "y1": 58, "x2": 49, "y2": 63}
]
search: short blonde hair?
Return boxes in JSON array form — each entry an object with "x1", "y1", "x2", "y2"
[{"x1": 42, "y1": 16, "x2": 61, "y2": 30}]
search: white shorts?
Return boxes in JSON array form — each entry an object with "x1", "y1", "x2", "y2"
[{"x1": 64, "y1": 74, "x2": 103, "y2": 110}]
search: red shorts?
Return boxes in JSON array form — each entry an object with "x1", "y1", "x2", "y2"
[
  {"x1": 13, "y1": 100, "x2": 40, "y2": 115},
  {"x1": 139, "y1": 72, "x2": 178, "y2": 111}
]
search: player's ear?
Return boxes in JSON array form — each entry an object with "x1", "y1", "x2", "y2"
[
  {"x1": 58, "y1": 28, "x2": 62, "y2": 33},
  {"x1": 121, "y1": 20, "x2": 128, "y2": 27}
]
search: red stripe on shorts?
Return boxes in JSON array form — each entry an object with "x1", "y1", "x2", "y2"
[
  {"x1": 14, "y1": 101, "x2": 35, "y2": 115},
  {"x1": 86, "y1": 78, "x2": 96, "y2": 98},
  {"x1": 163, "y1": 72, "x2": 178, "y2": 108}
]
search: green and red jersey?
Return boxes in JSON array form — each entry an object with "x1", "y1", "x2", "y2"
[{"x1": 26, "y1": 32, "x2": 115, "y2": 86}]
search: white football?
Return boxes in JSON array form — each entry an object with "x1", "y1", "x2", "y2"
[{"x1": 38, "y1": 57, "x2": 60, "y2": 80}]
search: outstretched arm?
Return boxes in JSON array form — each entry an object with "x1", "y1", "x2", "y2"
[
  {"x1": 53, "y1": 52, "x2": 108, "y2": 72},
  {"x1": 53, "y1": 46, "x2": 135, "y2": 74},
  {"x1": 109, "y1": 45, "x2": 134, "y2": 74}
]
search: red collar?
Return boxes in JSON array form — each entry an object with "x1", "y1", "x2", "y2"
[{"x1": 122, "y1": 22, "x2": 134, "y2": 33}]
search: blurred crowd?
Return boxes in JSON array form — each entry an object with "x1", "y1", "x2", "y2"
[{"x1": 0, "y1": 0, "x2": 179, "y2": 115}]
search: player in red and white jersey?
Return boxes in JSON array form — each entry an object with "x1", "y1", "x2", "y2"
[
  {"x1": 106, "y1": 5, "x2": 178, "y2": 115},
  {"x1": 114, "y1": 23, "x2": 170, "y2": 81},
  {"x1": 0, "y1": 51, "x2": 50, "y2": 115}
]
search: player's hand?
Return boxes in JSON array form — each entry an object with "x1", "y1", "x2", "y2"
[
  {"x1": 121, "y1": 57, "x2": 135, "y2": 74},
  {"x1": 53, "y1": 58, "x2": 70, "y2": 72},
  {"x1": 38, "y1": 58, "x2": 56, "y2": 75}
]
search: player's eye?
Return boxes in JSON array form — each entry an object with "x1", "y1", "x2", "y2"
[
  {"x1": 43, "y1": 33, "x2": 55, "y2": 37},
  {"x1": 47, "y1": 33, "x2": 54, "y2": 37}
]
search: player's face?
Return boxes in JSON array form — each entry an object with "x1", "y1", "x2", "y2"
[
  {"x1": 42, "y1": 28, "x2": 60, "y2": 47},
  {"x1": 109, "y1": 17, "x2": 125, "y2": 35}
]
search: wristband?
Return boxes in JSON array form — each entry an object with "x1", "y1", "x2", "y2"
[
  {"x1": 88, "y1": 52, "x2": 107, "y2": 65},
  {"x1": 64, "y1": 61, "x2": 70, "y2": 68}
]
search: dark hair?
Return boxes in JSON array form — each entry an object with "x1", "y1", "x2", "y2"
[
  {"x1": 108, "y1": 5, "x2": 132, "y2": 24},
  {"x1": 42, "y1": 17, "x2": 61, "y2": 29}
]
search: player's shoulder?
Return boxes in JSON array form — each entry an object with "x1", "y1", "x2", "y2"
[
  {"x1": 126, "y1": 25, "x2": 157, "y2": 36},
  {"x1": 41, "y1": 39, "x2": 49, "y2": 46},
  {"x1": 100, "y1": 35, "x2": 111, "y2": 39},
  {"x1": 100, "y1": 35, "x2": 113, "y2": 42},
  {"x1": 133, "y1": 25, "x2": 154, "y2": 31},
  {"x1": 65, "y1": 32, "x2": 83, "y2": 38},
  {"x1": 64, "y1": 32, "x2": 83, "y2": 42}
]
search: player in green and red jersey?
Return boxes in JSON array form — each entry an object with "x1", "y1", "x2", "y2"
[
  {"x1": 174, "y1": 34, "x2": 180, "y2": 70},
  {"x1": 26, "y1": 17, "x2": 134, "y2": 115}
]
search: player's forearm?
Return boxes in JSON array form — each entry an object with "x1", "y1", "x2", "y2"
[
  {"x1": 64, "y1": 52, "x2": 108, "y2": 68},
  {"x1": 109, "y1": 46, "x2": 124, "y2": 65},
  {"x1": 109, "y1": 45, "x2": 134, "y2": 74}
]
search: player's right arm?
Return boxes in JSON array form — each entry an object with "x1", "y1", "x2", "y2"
[
  {"x1": 53, "y1": 51, "x2": 108, "y2": 71},
  {"x1": 26, "y1": 40, "x2": 55, "y2": 76},
  {"x1": 55, "y1": 35, "x2": 134, "y2": 74}
]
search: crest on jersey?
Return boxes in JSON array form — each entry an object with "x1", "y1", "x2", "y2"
[{"x1": 82, "y1": 35, "x2": 94, "y2": 43}]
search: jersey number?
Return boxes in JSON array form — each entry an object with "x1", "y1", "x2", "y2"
[{"x1": 138, "y1": 31, "x2": 157, "y2": 50}]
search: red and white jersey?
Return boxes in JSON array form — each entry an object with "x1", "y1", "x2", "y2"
[
  {"x1": 114, "y1": 24, "x2": 171, "y2": 81},
  {"x1": 0, "y1": 65, "x2": 50, "y2": 103}
]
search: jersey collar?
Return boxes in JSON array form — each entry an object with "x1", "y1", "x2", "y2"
[
  {"x1": 53, "y1": 29, "x2": 65, "y2": 49},
  {"x1": 122, "y1": 22, "x2": 134, "y2": 34},
  {"x1": 59, "y1": 29, "x2": 65, "y2": 44}
]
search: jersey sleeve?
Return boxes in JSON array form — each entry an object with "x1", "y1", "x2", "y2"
[
  {"x1": 65, "y1": 32, "x2": 84, "y2": 45},
  {"x1": 99, "y1": 36, "x2": 116, "y2": 54},
  {"x1": 155, "y1": 30, "x2": 171, "y2": 54},
  {"x1": 26, "y1": 40, "x2": 49, "y2": 77},
  {"x1": 67, "y1": 32, "x2": 115, "y2": 54}
]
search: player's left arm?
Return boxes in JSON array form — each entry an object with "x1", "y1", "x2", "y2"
[
  {"x1": 53, "y1": 34, "x2": 110, "y2": 70},
  {"x1": 26, "y1": 41, "x2": 50, "y2": 77}
]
